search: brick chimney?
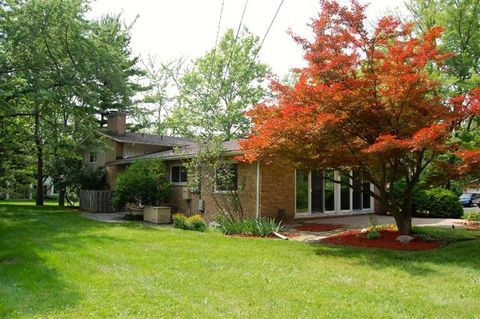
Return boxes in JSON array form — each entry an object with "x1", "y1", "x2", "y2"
[{"x1": 107, "y1": 112, "x2": 126, "y2": 135}]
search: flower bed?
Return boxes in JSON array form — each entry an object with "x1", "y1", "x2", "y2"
[
  {"x1": 294, "y1": 224, "x2": 346, "y2": 232},
  {"x1": 322, "y1": 229, "x2": 441, "y2": 251},
  {"x1": 227, "y1": 232, "x2": 301, "y2": 239}
]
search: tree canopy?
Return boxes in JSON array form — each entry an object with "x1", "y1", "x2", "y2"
[
  {"x1": 0, "y1": 0, "x2": 143, "y2": 205},
  {"x1": 165, "y1": 28, "x2": 269, "y2": 140},
  {"x1": 240, "y1": 0, "x2": 480, "y2": 234}
]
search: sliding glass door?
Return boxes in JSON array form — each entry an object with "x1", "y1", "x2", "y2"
[
  {"x1": 340, "y1": 173, "x2": 351, "y2": 211},
  {"x1": 296, "y1": 169, "x2": 372, "y2": 216},
  {"x1": 311, "y1": 171, "x2": 324, "y2": 213},
  {"x1": 295, "y1": 170, "x2": 309, "y2": 214},
  {"x1": 352, "y1": 170, "x2": 371, "y2": 211}
]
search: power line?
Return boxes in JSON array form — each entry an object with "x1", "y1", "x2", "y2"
[
  {"x1": 208, "y1": 0, "x2": 225, "y2": 85},
  {"x1": 256, "y1": 0, "x2": 285, "y2": 60},
  {"x1": 220, "y1": 0, "x2": 249, "y2": 82}
]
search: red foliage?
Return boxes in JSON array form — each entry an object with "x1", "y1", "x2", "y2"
[
  {"x1": 322, "y1": 229, "x2": 441, "y2": 251},
  {"x1": 239, "y1": 0, "x2": 480, "y2": 193}
]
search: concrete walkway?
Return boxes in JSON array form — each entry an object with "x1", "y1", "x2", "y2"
[
  {"x1": 82, "y1": 212, "x2": 128, "y2": 223},
  {"x1": 299, "y1": 214, "x2": 462, "y2": 228}
]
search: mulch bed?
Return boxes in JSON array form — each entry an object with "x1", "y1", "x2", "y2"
[
  {"x1": 226, "y1": 232, "x2": 301, "y2": 239},
  {"x1": 322, "y1": 229, "x2": 441, "y2": 251},
  {"x1": 454, "y1": 221, "x2": 480, "y2": 230},
  {"x1": 294, "y1": 224, "x2": 346, "y2": 232}
]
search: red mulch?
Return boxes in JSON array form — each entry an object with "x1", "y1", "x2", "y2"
[
  {"x1": 294, "y1": 224, "x2": 346, "y2": 232},
  {"x1": 455, "y1": 221, "x2": 480, "y2": 230},
  {"x1": 322, "y1": 229, "x2": 441, "y2": 251}
]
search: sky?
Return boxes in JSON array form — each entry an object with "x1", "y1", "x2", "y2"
[{"x1": 88, "y1": 0, "x2": 408, "y2": 77}]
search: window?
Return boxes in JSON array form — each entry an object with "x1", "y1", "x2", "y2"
[
  {"x1": 215, "y1": 164, "x2": 238, "y2": 192},
  {"x1": 89, "y1": 152, "x2": 97, "y2": 163},
  {"x1": 170, "y1": 165, "x2": 187, "y2": 185},
  {"x1": 296, "y1": 169, "x2": 309, "y2": 214},
  {"x1": 295, "y1": 168, "x2": 373, "y2": 216}
]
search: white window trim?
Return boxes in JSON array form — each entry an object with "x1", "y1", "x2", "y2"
[
  {"x1": 170, "y1": 164, "x2": 187, "y2": 186},
  {"x1": 294, "y1": 169, "x2": 373, "y2": 217}
]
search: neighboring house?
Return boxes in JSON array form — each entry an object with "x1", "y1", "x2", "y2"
[
  {"x1": 85, "y1": 112, "x2": 375, "y2": 222},
  {"x1": 1, "y1": 177, "x2": 57, "y2": 200}
]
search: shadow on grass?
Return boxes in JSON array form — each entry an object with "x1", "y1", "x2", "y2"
[
  {"x1": 312, "y1": 238, "x2": 480, "y2": 277},
  {"x1": 0, "y1": 204, "x2": 124, "y2": 317}
]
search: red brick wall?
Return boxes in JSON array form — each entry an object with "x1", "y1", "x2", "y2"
[
  {"x1": 166, "y1": 162, "x2": 258, "y2": 221},
  {"x1": 259, "y1": 160, "x2": 295, "y2": 221},
  {"x1": 107, "y1": 112, "x2": 126, "y2": 135},
  {"x1": 166, "y1": 160, "x2": 296, "y2": 222}
]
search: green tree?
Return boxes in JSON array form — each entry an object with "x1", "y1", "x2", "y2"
[
  {"x1": 0, "y1": 0, "x2": 143, "y2": 205},
  {"x1": 407, "y1": 0, "x2": 480, "y2": 91},
  {"x1": 113, "y1": 159, "x2": 171, "y2": 209},
  {"x1": 165, "y1": 28, "x2": 269, "y2": 139}
]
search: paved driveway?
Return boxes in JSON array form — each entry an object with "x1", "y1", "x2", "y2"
[{"x1": 301, "y1": 214, "x2": 462, "y2": 228}]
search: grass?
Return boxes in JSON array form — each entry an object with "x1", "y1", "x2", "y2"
[{"x1": 0, "y1": 203, "x2": 479, "y2": 318}]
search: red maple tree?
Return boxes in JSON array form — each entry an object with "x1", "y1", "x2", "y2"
[{"x1": 240, "y1": 0, "x2": 480, "y2": 234}]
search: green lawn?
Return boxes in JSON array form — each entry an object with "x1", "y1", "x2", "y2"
[{"x1": 0, "y1": 203, "x2": 479, "y2": 318}]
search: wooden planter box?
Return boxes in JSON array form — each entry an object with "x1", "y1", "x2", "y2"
[{"x1": 143, "y1": 206, "x2": 171, "y2": 224}]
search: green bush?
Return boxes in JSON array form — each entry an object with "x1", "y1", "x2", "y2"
[
  {"x1": 393, "y1": 182, "x2": 462, "y2": 219},
  {"x1": 173, "y1": 213, "x2": 207, "y2": 232},
  {"x1": 113, "y1": 159, "x2": 171, "y2": 209},
  {"x1": 215, "y1": 214, "x2": 285, "y2": 236},
  {"x1": 44, "y1": 194, "x2": 59, "y2": 201},
  {"x1": 463, "y1": 211, "x2": 480, "y2": 222},
  {"x1": 173, "y1": 213, "x2": 187, "y2": 229},
  {"x1": 366, "y1": 230, "x2": 381, "y2": 240},
  {"x1": 415, "y1": 187, "x2": 463, "y2": 218}
]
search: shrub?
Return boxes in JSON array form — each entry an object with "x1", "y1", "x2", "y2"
[
  {"x1": 215, "y1": 214, "x2": 285, "y2": 236},
  {"x1": 44, "y1": 194, "x2": 59, "y2": 201},
  {"x1": 368, "y1": 224, "x2": 397, "y2": 232},
  {"x1": 173, "y1": 213, "x2": 187, "y2": 229},
  {"x1": 185, "y1": 214, "x2": 208, "y2": 232},
  {"x1": 415, "y1": 188, "x2": 463, "y2": 219},
  {"x1": 366, "y1": 231, "x2": 381, "y2": 240},
  {"x1": 113, "y1": 159, "x2": 171, "y2": 209},
  {"x1": 463, "y1": 211, "x2": 480, "y2": 222},
  {"x1": 393, "y1": 182, "x2": 463, "y2": 219},
  {"x1": 173, "y1": 213, "x2": 207, "y2": 232}
]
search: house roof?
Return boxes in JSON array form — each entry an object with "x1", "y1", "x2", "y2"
[
  {"x1": 100, "y1": 131, "x2": 195, "y2": 147},
  {"x1": 106, "y1": 139, "x2": 242, "y2": 166}
]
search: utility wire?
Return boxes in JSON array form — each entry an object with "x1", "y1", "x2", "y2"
[
  {"x1": 255, "y1": 0, "x2": 285, "y2": 60},
  {"x1": 208, "y1": 0, "x2": 225, "y2": 85},
  {"x1": 220, "y1": 0, "x2": 249, "y2": 83}
]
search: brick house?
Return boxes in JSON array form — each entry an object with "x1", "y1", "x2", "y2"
[{"x1": 84, "y1": 112, "x2": 374, "y2": 221}]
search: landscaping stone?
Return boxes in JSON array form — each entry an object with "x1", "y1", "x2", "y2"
[{"x1": 396, "y1": 235, "x2": 414, "y2": 244}]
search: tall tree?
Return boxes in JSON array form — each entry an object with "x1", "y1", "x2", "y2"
[
  {"x1": 138, "y1": 56, "x2": 183, "y2": 134},
  {"x1": 0, "y1": 0, "x2": 142, "y2": 205},
  {"x1": 165, "y1": 28, "x2": 269, "y2": 140},
  {"x1": 240, "y1": 0, "x2": 480, "y2": 234},
  {"x1": 407, "y1": 0, "x2": 480, "y2": 91}
]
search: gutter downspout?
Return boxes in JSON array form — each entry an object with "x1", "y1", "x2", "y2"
[{"x1": 256, "y1": 161, "x2": 260, "y2": 219}]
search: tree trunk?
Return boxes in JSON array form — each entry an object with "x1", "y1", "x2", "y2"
[
  {"x1": 34, "y1": 113, "x2": 44, "y2": 206},
  {"x1": 58, "y1": 186, "x2": 65, "y2": 207},
  {"x1": 394, "y1": 214, "x2": 412, "y2": 235}
]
